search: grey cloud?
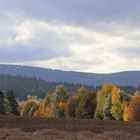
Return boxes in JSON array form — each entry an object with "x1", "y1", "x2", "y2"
[
  {"x1": 115, "y1": 47, "x2": 140, "y2": 59},
  {"x1": 0, "y1": 45, "x2": 72, "y2": 63},
  {"x1": 1, "y1": 0, "x2": 140, "y2": 25}
]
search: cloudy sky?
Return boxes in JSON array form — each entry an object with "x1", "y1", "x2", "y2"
[{"x1": 0, "y1": 0, "x2": 140, "y2": 73}]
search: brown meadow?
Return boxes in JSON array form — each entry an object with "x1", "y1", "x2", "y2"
[{"x1": 0, "y1": 115, "x2": 140, "y2": 140}]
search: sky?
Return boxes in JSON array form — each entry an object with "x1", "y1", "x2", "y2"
[{"x1": 0, "y1": 0, "x2": 140, "y2": 73}]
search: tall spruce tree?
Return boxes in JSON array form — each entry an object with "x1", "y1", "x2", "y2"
[
  {"x1": 0, "y1": 90, "x2": 5, "y2": 115},
  {"x1": 6, "y1": 90, "x2": 19, "y2": 115}
]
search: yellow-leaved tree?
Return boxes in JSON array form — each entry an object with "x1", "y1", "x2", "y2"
[
  {"x1": 20, "y1": 96, "x2": 41, "y2": 117},
  {"x1": 111, "y1": 87, "x2": 123, "y2": 120},
  {"x1": 94, "y1": 83, "x2": 115, "y2": 120},
  {"x1": 40, "y1": 94, "x2": 52, "y2": 117}
]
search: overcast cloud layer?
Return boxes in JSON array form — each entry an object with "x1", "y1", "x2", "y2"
[{"x1": 0, "y1": 0, "x2": 140, "y2": 73}]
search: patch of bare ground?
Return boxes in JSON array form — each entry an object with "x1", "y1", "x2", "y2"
[{"x1": 0, "y1": 115, "x2": 140, "y2": 140}]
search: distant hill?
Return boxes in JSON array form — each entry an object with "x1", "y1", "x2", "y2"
[{"x1": 0, "y1": 64, "x2": 140, "y2": 86}]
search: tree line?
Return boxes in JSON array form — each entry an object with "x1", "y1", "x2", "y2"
[
  {"x1": 19, "y1": 83, "x2": 140, "y2": 121},
  {"x1": 0, "y1": 82, "x2": 140, "y2": 121}
]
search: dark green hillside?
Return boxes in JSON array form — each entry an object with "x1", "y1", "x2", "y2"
[{"x1": 0, "y1": 74, "x2": 96, "y2": 100}]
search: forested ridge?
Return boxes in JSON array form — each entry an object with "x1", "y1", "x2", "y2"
[
  {"x1": 0, "y1": 64, "x2": 140, "y2": 86},
  {"x1": 0, "y1": 74, "x2": 139, "y2": 100},
  {"x1": 0, "y1": 74, "x2": 96, "y2": 99}
]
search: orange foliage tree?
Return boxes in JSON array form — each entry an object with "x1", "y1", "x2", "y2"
[
  {"x1": 39, "y1": 94, "x2": 52, "y2": 117},
  {"x1": 65, "y1": 87, "x2": 96, "y2": 119},
  {"x1": 124, "y1": 96, "x2": 140, "y2": 121}
]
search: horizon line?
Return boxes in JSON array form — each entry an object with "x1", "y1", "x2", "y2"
[{"x1": 0, "y1": 63, "x2": 140, "y2": 75}]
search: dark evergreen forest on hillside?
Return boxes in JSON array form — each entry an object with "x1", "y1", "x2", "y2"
[
  {"x1": 0, "y1": 74, "x2": 96, "y2": 99},
  {"x1": 0, "y1": 74, "x2": 139, "y2": 100}
]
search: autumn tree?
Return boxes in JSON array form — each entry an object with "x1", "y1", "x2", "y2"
[
  {"x1": 65, "y1": 95, "x2": 79, "y2": 118},
  {"x1": 111, "y1": 87, "x2": 123, "y2": 120},
  {"x1": 75, "y1": 87, "x2": 89, "y2": 119},
  {"x1": 103, "y1": 92, "x2": 114, "y2": 120},
  {"x1": 39, "y1": 94, "x2": 52, "y2": 117},
  {"x1": 51, "y1": 85, "x2": 68, "y2": 103},
  {"x1": 121, "y1": 91, "x2": 131, "y2": 121},
  {"x1": 123, "y1": 106, "x2": 130, "y2": 121},
  {"x1": 94, "y1": 83, "x2": 115, "y2": 120},
  {"x1": 75, "y1": 87, "x2": 96, "y2": 119},
  {"x1": 65, "y1": 87, "x2": 96, "y2": 119},
  {"x1": 45, "y1": 85, "x2": 68, "y2": 118},
  {"x1": 20, "y1": 96, "x2": 41, "y2": 117},
  {"x1": 124, "y1": 96, "x2": 140, "y2": 121}
]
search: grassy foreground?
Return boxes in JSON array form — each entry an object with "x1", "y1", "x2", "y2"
[{"x1": 0, "y1": 115, "x2": 140, "y2": 140}]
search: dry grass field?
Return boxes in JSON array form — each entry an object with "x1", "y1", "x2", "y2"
[{"x1": 0, "y1": 115, "x2": 140, "y2": 140}]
